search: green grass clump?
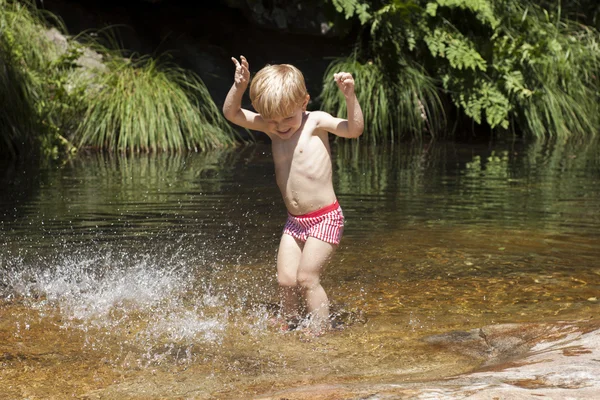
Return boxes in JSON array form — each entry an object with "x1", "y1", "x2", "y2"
[
  {"x1": 320, "y1": 55, "x2": 445, "y2": 143},
  {"x1": 78, "y1": 56, "x2": 237, "y2": 153},
  {"x1": 1, "y1": 0, "x2": 240, "y2": 158}
]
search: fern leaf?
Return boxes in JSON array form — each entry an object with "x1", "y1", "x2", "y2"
[{"x1": 331, "y1": 0, "x2": 371, "y2": 24}]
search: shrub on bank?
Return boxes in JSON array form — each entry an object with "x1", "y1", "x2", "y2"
[
  {"x1": 322, "y1": 0, "x2": 600, "y2": 140},
  {"x1": 0, "y1": 0, "x2": 238, "y2": 159}
]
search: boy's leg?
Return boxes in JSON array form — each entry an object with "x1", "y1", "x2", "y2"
[
  {"x1": 297, "y1": 237, "x2": 337, "y2": 332},
  {"x1": 276, "y1": 233, "x2": 303, "y2": 321}
]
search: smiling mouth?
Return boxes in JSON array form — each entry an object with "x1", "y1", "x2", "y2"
[{"x1": 277, "y1": 128, "x2": 291, "y2": 135}]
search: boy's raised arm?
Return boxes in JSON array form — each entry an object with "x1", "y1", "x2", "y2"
[
  {"x1": 222, "y1": 56, "x2": 267, "y2": 131},
  {"x1": 316, "y1": 72, "x2": 364, "y2": 138}
]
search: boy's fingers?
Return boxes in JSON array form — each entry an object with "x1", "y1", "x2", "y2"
[
  {"x1": 231, "y1": 57, "x2": 240, "y2": 67},
  {"x1": 334, "y1": 72, "x2": 354, "y2": 83}
]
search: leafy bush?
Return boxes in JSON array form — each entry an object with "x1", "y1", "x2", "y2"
[
  {"x1": 0, "y1": 32, "x2": 38, "y2": 158},
  {"x1": 0, "y1": 0, "x2": 68, "y2": 158},
  {"x1": 323, "y1": 0, "x2": 600, "y2": 140}
]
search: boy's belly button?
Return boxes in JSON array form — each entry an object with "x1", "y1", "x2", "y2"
[{"x1": 290, "y1": 191, "x2": 299, "y2": 207}]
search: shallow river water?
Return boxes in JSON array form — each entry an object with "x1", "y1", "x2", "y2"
[{"x1": 1, "y1": 139, "x2": 599, "y2": 399}]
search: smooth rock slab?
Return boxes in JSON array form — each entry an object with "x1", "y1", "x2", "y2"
[{"x1": 256, "y1": 320, "x2": 600, "y2": 399}]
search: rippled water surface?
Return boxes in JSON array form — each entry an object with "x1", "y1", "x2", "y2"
[{"x1": 1, "y1": 140, "x2": 599, "y2": 399}]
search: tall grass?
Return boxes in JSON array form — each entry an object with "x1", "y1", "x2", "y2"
[
  {"x1": 74, "y1": 28, "x2": 241, "y2": 153},
  {"x1": 77, "y1": 55, "x2": 237, "y2": 153},
  {"x1": 499, "y1": 0, "x2": 600, "y2": 138},
  {"x1": 320, "y1": 54, "x2": 446, "y2": 143},
  {"x1": 1, "y1": 0, "x2": 240, "y2": 158}
]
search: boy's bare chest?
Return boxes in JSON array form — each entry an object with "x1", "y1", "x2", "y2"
[{"x1": 272, "y1": 132, "x2": 330, "y2": 170}]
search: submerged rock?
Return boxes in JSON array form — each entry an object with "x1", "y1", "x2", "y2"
[{"x1": 423, "y1": 322, "x2": 580, "y2": 367}]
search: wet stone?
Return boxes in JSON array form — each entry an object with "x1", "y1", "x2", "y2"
[
  {"x1": 423, "y1": 322, "x2": 580, "y2": 367},
  {"x1": 256, "y1": 320, "x2": 600, "y2": 400}
]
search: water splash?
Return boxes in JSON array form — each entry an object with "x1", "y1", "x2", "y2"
[{"x1": 2, "y1": 250, "x2": 228, "y2": 364}]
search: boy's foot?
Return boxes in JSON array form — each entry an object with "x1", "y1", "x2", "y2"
[
  {"x1": 284, "y1": 315, "x2": 301, "y2": 331},
  {"x1": 299, "y1": 318, "x2": 332, "y2": 338},
  {"x1": 299, "y1": 316, "x2": 346, "y2": 339},
  {"x1": 269, "y1": 315, "x2": 301, "y2": 332},
  {"x1": 331, "y1": 318, "x2": 345, "y2": 331}
]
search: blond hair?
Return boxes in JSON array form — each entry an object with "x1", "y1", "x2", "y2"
[{"x1": 249, "y1": 64, "x2": 308, "y2": 119}]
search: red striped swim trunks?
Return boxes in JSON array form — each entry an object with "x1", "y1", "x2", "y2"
[{"x1": 283, "y1": 200, "x2": 345, "y2": 245}]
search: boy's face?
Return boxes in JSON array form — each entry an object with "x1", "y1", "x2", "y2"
[{"x1": 264, "y1": 96, "x2": 309, "y2": 140}]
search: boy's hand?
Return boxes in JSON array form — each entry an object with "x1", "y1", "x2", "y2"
[
  {"x1": 334, "y1": 72, "x2": 356, "y2": 97},
  {"x1": 232, "y1": 56, "x2": 250, "y2": 86}
]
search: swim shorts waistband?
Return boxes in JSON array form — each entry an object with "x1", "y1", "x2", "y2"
[{"x1": 290, "y1": 200, "x2": 340, "y2": 219}]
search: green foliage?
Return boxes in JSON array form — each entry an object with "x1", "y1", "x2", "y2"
[
  {"x1": 324, "y1": 0, "x2": 600, "y2": 139},
  {"x1": 538, "y1": 0, "x2": 600, "y2": 31},
  {"x1": 424, "y1": 27, "x2": 487, "y2": 71},
  {"x1": 78, "y1": 56, "x2": 237, "y2": 153},
  {"x1": 0, "y1": 1, "x2": 64, "y2": 70},
  {"x1": 493, "y1": 1, "x2": 600, "y2": 137},
  {"x1": 0, "y1": 32, "x2": 38, "y2": 158},
  {"x1": 425, "y1": 0, "x2": 498, "y2": 28},
  {"x1": 451, "y1": 77, "x2": 511, "y2": 129},
  {"x1": 0, "y1": 0, "x2": 74, "y2": 158},
  {"x1": 331, "y1": 0, "x2": 372, "y2": 24},
  {"x1": 320, "y1": 54, "x2": 446, "y2": 142},
  {"x1": 322, "y1": 1, "x2": 447, "y2": 141},
  {"x1": 0, "y1": 0, "x2": 240, "y2": 159},
  {"x1": 420, "y1": 0, "x2": 518, "y2": 131}
]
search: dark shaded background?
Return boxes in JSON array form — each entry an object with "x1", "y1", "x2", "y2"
[{"x1": 40, "y1": 0, "x2": 355, "y2": 110}]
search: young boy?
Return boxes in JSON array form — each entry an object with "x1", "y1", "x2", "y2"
[{"x1": 223, "y1": 55, "x2": 364, "y2": 334}]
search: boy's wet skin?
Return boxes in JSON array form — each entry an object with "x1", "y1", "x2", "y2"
[
  {"x1": 222, "y1": 55, "x2": 363, "y2": 334},
  {"x1": 271, "y1": 112, "x2": 337, "y2": 216}
]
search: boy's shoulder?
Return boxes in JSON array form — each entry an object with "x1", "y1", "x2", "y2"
[
  {"x1": 306, "y1": 110, "x2": 334, "y2": 125},
  {"x1": 307, "y1": 110, "x2": 331, "y2": 118}
]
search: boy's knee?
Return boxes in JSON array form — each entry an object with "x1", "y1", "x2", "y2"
[
  {"x1": 297, "y1": 272, "x2": 319, "y2": 290},
  {"x1": 277, "y1": 272, "x2": 297, "y2": 288}
]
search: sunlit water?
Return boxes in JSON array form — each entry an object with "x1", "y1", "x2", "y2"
[{"x1": 1, "y1": 139, "x2": 599, "y2": 398}]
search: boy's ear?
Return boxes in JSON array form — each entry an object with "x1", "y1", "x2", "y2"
[{"x1": 302, "y1": 94, "x2": 310, "y2": 110}]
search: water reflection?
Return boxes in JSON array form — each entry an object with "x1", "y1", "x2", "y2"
[
  {"x1": 0, "y1": 138, "x2": 599, "y2": 398},
  {"x1": 334, "y1": 138, "x2": 599, "y2": 237}
]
